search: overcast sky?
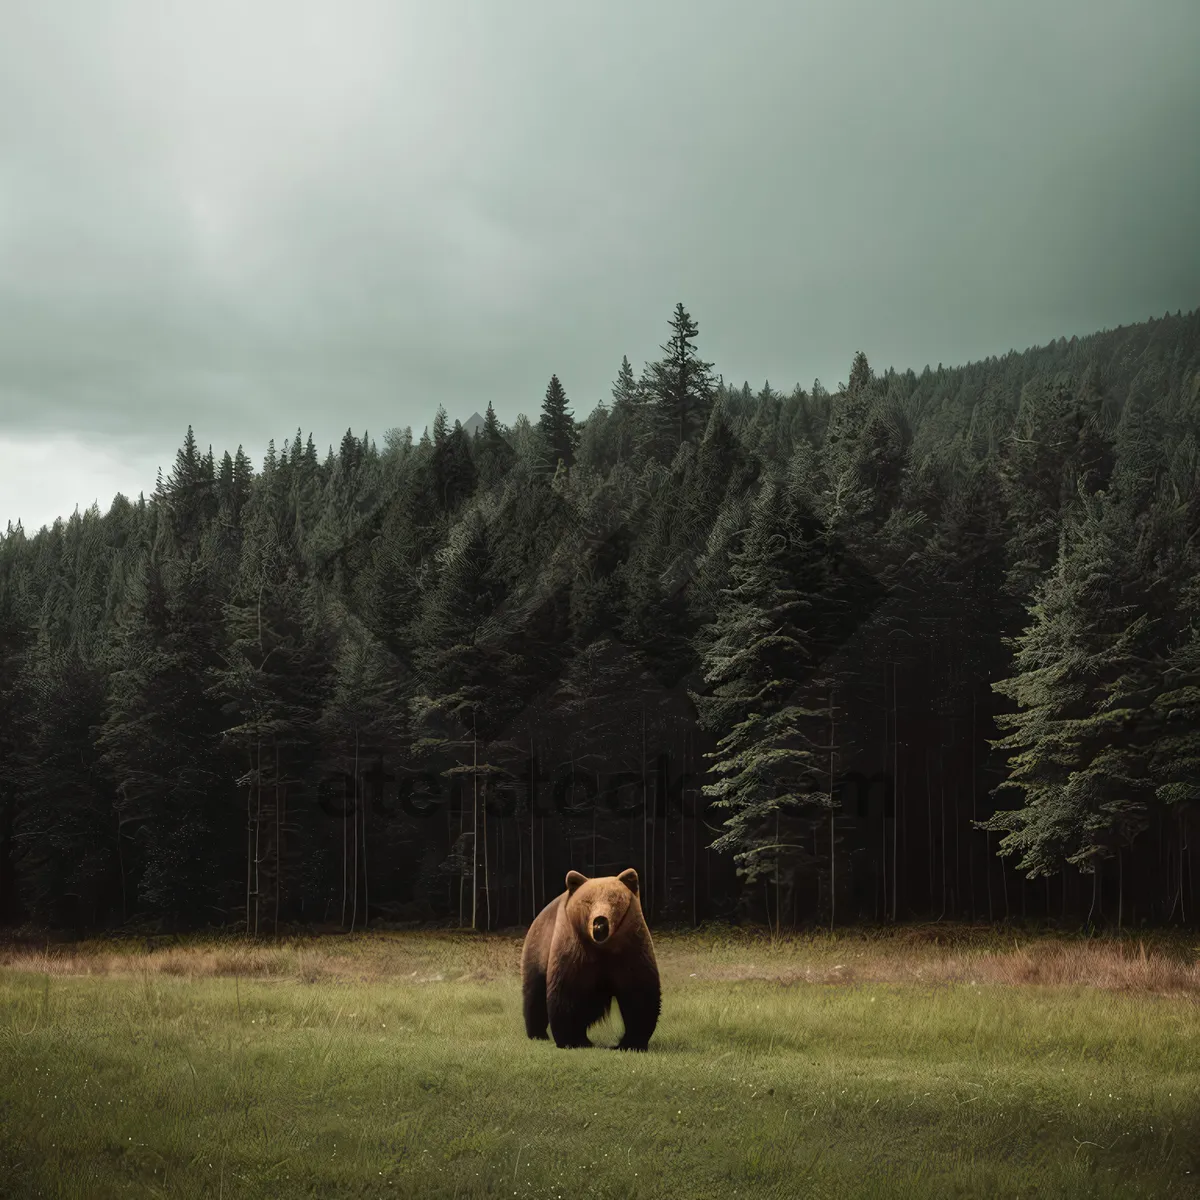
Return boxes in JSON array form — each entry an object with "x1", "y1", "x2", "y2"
[{"x1": 2, "y1": 0, "x2": 1198, "y2": 533}]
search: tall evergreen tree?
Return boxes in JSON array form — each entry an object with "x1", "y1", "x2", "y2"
[
  {"x1": 96, "y1": 547, "x2": 234, "y2": 926},
  {"x1": 213, "y1": 498, "x2": 335, "y2": 935},
  {"x1": 644, "y1": 303, "x2": 716, "y2": 454},
  {"x1": 0, "y1": 549, "x2": 33, "y2": 923},
  {"x1": 980, "y1": 494, "x2": 1160, "y2": 900},
  {"x1": 318, "y1": 620, "x2": 407, "y2": 930},
  {"x1": 410, "y1": 509, "x2": 530, "y2": 929},
  {"x1": 608, "y1": 354, "x2": 655, "y2": 463},
  {"x1": 475, "y1": 400, "x2": 516, "y2": 487},
  {"x1": 998, "y1": 375, "x2": 1112, "y2": 599},
  {"x1": 538, "y1": 374, "x2": 577, "y2": 472},
  {"x1": 692, "y1": 477, "x2": 835, "y2": 924}
]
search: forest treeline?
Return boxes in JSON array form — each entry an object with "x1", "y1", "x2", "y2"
[{"x1": 1, "y1": 303, "x2": 1198, "y2": 936}]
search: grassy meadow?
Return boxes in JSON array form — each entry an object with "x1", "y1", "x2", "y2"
[{"x1": 1, "y1": 924, "x2": 1198, "y2": 1198}]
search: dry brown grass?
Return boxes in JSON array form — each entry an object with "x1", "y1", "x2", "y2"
[
  {"x1": 679, "y1": 939, "x2": 1200, "y2": 997},
  {"x1": 1, "y1": 924, "x2": 1197, "y2": 997},
  {"x1": 665, "y1": 923, "x2": 1200, "y2": 998},
  {"x1": 0, "y1": 929, "x2": 524, "y2": 985}
]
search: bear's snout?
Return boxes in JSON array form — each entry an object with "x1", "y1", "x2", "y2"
[{"x1": 591, "y1": 914, "x2": 610, "y2": 944}]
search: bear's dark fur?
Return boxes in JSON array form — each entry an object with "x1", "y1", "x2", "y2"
[{"x1": 520, "y1": 868, "x2": 661, "y2": 1050}]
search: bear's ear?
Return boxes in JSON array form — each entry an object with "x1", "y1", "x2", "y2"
[
  {"x1": 565, "y1": 870, "x2": 588, "y2": 895},
  {"x1": 617, "y1": 868, "x2": 639, "y2": 895}
]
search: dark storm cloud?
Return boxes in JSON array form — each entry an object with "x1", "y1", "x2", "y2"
[{"x1": 1, "y1": 0, "x2": 1197, "y2": 477}]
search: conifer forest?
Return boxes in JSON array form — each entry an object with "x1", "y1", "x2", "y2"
[{"x1": 1, "y1": 303, "x2": 1198, "y2": 938}]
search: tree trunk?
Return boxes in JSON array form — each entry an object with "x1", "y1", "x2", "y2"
[
  {"x1": 351, "y1": 728, "x2": 359, "y2": 933},
  {"x1": 642, "y1": 707, "x2": 649, "y2": 919},
  {"x1": 1086, "y1": 858, "x2": 1101, "y2": 931},
  {"x1": 274, "y1": 740, "x2": 281, "y2": 938},
  {"x1": 976, "y1": 693, "x2": 991, "y2": 923},
  {"x1": 480, "y1": 719, "x2": 490, "y2": 933},
  {"x1": 361, "y1": 758, "x2": 369, "y2": 931},
  {"x1": 827, "y1": 685, "x2": 836, "y2": 932},
  {"x1": 341, "y1": 754, "x2": 348, "y2": 929},
  {"x1": 774, "y1": 808, "x2": 781, "y2": 939},
  {"x1": 472, "y1": 717, "x2": 479, "y2": 933},
  {"x1": 253, "y1": 737, "x2": 263, "y2": 937},
  {"x1": 939, "y1": 740, "x2": 947, "y2": 921},
  {"x1": 1118, "y1": 847, "x2": 1124, "y2": 932},
  {"x1": 517, "y1": 775, "x2": 524, "y2": 926},
  {"x1": 663, "y1": 724, "x2": 671, "y2": 916},
  {"x1": 530, "y1": 734, "x2": 536, "y2": 919},
  {"x1": 892, "y1": 664, "x2": 898, "y2": 923},
  {"x1": 881, "y1": 661, "x2": 888, "y2": 922},
  {"x1": 115, "y1": 809, "x2": 127, "y2": 924},
  {"x1": 926, "y1": 745, "x2": 934, "y2": 915},
  {"x1": 1180, "y1": 810, "x2": 1188, "y2": 925},
  {"x1": 953, "y1": 718, "x2": 961, "y2": 922},
  {"x1": 692, "y1": 756, "x2": 699, "y2": 926},
  {"x1": 245, "y1": 752, "x2": 254, "y2": 936}
]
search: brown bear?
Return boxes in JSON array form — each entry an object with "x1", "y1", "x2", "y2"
[{"x1": 521, "y1": 868, "x2": 661, "y2": 1051}]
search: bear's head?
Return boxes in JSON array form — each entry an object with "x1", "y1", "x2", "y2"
[{"x1": 564, "y1": 869, "x2": 642, "y2": 947}]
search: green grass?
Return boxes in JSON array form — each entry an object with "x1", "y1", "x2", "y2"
[{"x1": 1, "y1": 928, "x2": 1198, "y2": 1198}]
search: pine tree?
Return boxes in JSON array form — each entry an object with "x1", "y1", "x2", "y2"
[
  {"x1": 164, "y1": 426, "x2": 209, "y2": 550},
  {"x1": 213, "y1": 496, "x2": 335, "y2": 935},
  {"x1": 538, "y1": 375, "x2": 577, "y2": 472},
  {"x1": 430, "y1": 418, "x2": 477, "y2": 513},
  {"x1": 14, "y1": 639, "x2": 119, "y2": 929},
  {"x1": 678, "y1": 396, "x2": 757, "y2": 582},
  {"x1": 318, "y1": 620, "x2": 407, "y2": 930},
  {"x1": 692, "y1": 477, "x2": 835, "y2": 925},
  {"x1": 608, "y1": 354, "x2": 655, "y2": 463},
  {"x1": 410, "y1": 509, "x2": 529, "y2": 929},
  {"x1": 999, "y1": 374, "x2": 1112, "y2": 599},
  {"x1": 96, "y1": 545, "x2": 234, "y2": 926},
  {"x1": 1151, "y1": 618, "x2": 1200, "y2": 810},
  {"x1": 613, "y1": 355, "x2": 638, "y2": 409},
  {"x1": 618, "y1": 465, "x2": 697, "y2": 691},
  {"x1": 575, "y1": 404, "x2": 614, "y2": 476},
  {"x1": 980, "y1": 494, "x2": 1160, "y2": 899},
  {"x1": 339, "y1": 428, "x2": 364, "y2": 476},
  {"x1": 644, "y1": 304, "x2": 716, "y2": 454},
  {"x1": 476, "y1": 400, "x2": 516, "y2": 487},
  {"x1": 0, "y1": 547, "x2": 33, "y2": 922}
]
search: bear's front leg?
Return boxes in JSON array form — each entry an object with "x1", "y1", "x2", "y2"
[
  {"x1": 614, "y1": 979, "x2": 661, "y2": 1051},
  {"x1": 547, "y1": 994, "x2": 594, "y2": 1049},
  {"x1": 545, "y1": 971, "x2": 600, "y2": 1048},
  {"x1": 522, "y1": 966, "x2": 550, "y2": 1040}
]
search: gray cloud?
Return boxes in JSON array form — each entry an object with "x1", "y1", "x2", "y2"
[{"x1": 1, "y1": 0, "x2": 1197, "y2": 481}]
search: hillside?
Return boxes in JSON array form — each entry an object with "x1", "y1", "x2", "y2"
[{"x1": 1, "y1": 304, "x2": 1198, "y2": 936}]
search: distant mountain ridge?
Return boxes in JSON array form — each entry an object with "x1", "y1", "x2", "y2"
[{"x1": 462, "y1": 412, "x2": 485, "y2": 437}]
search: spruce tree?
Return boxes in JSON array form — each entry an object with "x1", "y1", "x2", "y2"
[
  {"x1": 96, "y1": 546, "x2": 234, "y2": 926},
  {"x1": 980, "y1": 494, "x2": 1159, "y2": 897},
  {"x1": 15, "y1": 639, "x2": 118, "y2": 928},
  {"x1": 999, "y1": 375, "x2": 1111, "y2": 599},
  {"x1": 608, "y1": 354, "x2": 655, "y2": 462},
  {"x1": 538, "y1": 374, "x2": 577, "y2": 472},
  {"x1": 430, "y1": 419, "x2": 477, "y2": 512},
  {"x1": 476, "y1": 400, "x2": 515, "y2": 487},
  {"x1": 318, "y1": 621, "x2": 407, "y2": 930},
  {"x1": 692, "y1": 477, "x2": 835, "y2": 924},
  {"x1": 213, "y1": 496, "x2": 335, "y2": 935},
  {"x1": 1151, "y1": 619, "x2": 1200, "y2": 810},
  {"x1": 0, "y1": 549, "x2": 33, "y2": 922},
  {"x1": 410, "y1": 509, "x2": 529, "y2": 929},
  {"x1": 644, "y1": 304, "x2": 716, "y2": 454}
]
